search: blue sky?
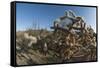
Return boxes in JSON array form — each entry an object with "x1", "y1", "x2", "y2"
[{"x1": 16, "y1": 3, "x2": 96, "y2": 32}]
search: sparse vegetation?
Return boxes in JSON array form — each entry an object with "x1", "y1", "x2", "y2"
[{"x1": 16, "y1": 10, "x2": 97, "y2": 65}]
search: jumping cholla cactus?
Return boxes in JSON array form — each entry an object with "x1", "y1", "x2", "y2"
[{"x1": 51, "y1": 10, "x2": 96, "y2": 61}]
